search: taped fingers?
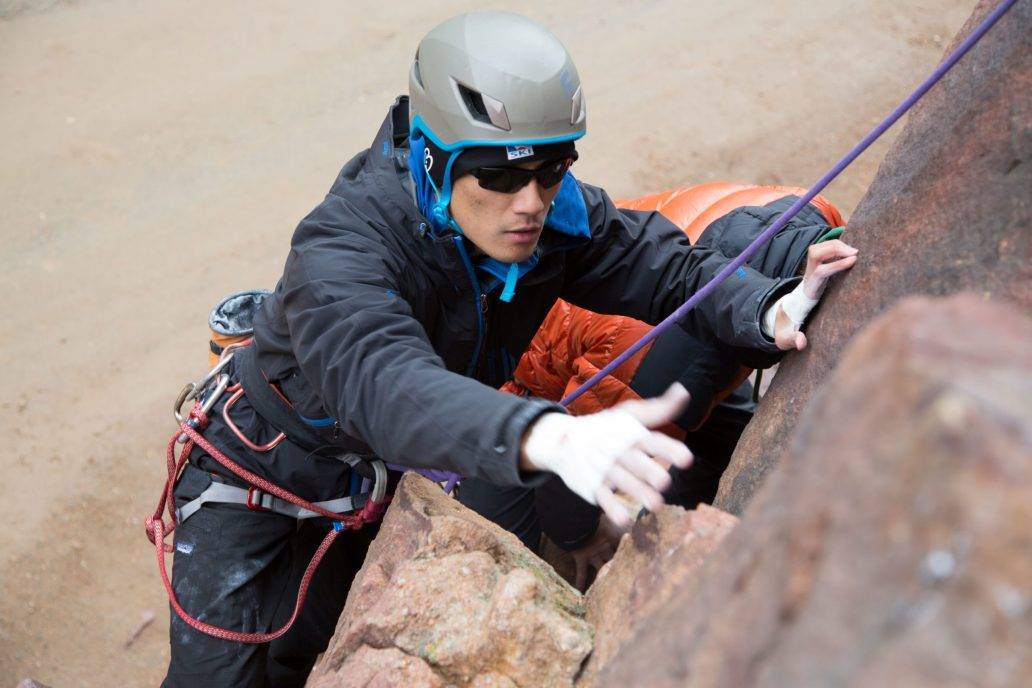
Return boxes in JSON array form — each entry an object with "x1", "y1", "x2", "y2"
[
  {"x1": 615, "y1": 448, "x2": 672, "y2": 492},
  {"x1": 637, "y1": 431, "x2": 693, "y2": 470},
  {"x1": 595, "y1": 487, "x2": 633, "y2": 528},
  {"x1": 616, "y1": 383, "x2": 690, "y2": 428},
  {"x1": 605, "y1": 464, "x2": 664, "y2": 512}
]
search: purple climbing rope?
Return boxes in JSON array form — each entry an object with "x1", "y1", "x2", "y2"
[
  {"x1": 387, "y1": 463, "x2": 461, "y2": 493},
  {"x1": 560, "y1": 0, "x2": 1020, "y2": 407}
]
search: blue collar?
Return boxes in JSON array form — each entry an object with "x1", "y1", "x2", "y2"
[{"x1": 544, "y1": 171, "x2": 592, "y2": 242}]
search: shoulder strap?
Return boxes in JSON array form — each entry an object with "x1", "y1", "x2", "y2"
[{"x1": 234, "y1": 344, "x2": 337, "y2": 454}]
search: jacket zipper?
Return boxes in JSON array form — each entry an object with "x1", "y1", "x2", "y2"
[{"x1": 453, "y1": 236, "x2": 486, "y2": 377}]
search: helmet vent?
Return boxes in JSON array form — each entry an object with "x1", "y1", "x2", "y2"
[
  {"x1": 457, "y1": 82, "x2": 511, "y2": 131},
  {"x1": 571, "y1": 85, "x2": 584, "y2": 125},
  {"x1": 412, "y1": 50, "x2": 424, "y2": 88}
]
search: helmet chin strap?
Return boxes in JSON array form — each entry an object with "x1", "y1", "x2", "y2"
[
  {"x1": 427, "y1": 146, "x2": 459, "y2": 233},
  {"x1": 431, "y1": 204, "x2": 450, "y2": 228}
]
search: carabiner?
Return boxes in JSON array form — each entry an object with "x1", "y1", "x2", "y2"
[
  {"x1": 221, "y1": 383, "x2": 286, "y2": 452},
  {"x1": 172, "y1": 339, "x2": 251, "y2": 426},
  {"x1": 176, "y1": 373, "x2": 231, "y2": 443}
]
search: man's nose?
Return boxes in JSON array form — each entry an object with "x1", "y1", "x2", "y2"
[{"x1": 511, "y1": 179, "x2": 546, "y2": 215}]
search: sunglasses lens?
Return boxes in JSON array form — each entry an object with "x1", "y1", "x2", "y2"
[
  {"x1": 475, "y1": 168, "x2": 528, "y2": 193},
  {"x1": 536, "y1": 159, "x2": 570, "y2": 188},
  {"x1": 471, "y1": 158, "x2": 574, "y2": 193}
]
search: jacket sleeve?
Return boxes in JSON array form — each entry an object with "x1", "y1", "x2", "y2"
[
  {"x1": 280, "y1": 204, "x2": 559, "y2": 488},
  {"x1": 561, "y1": 182, "x2": 795, "y2": 352},
  {"x1": 693, "y1": 198, "x2": 829, "y2": 370}
]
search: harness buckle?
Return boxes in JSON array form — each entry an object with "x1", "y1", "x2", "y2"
[
  {"x1": 246, "y1": 487, "x2": 269, "y2": 512},
  {"x1": 369, "y1": 459, "x2": 389, "y2": 503}
]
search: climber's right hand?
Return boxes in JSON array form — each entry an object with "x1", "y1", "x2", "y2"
[{"x1": 519, "y1": 383, "x2": 692, "y2": 527}]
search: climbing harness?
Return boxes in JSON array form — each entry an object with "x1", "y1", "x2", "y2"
[
  {"x1": 175, "y1": 457, "x2": 389, "y2": 523},
  {"x1": 146, "y1": 340, "x2": 393, "y2": 643},
  {"x1": 561, "y1": 0, "x2": 1020, "y2": 406}
]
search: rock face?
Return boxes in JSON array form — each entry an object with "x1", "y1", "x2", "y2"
[
  {"x1": 715, "y1": 0, "x2": 1032, "y2": 514},
  {"x1": 306, "y1": 473, "x2": 593, "y2": 688},
  {"x1": 580, "y1": 504, "x2": 738, "y2": 685},
  {"x1": 307, "y1": 647, "x2": 446, "y2": 688},
  {"x1": 594, "y1": 294, "x2": 1032, "y2": 687}
]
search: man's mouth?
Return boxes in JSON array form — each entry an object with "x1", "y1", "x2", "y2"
[{"x1": 505, "y1": 226, "x2": 541, "y2": 244}]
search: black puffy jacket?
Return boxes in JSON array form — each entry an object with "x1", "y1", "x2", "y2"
[{"x1": 192, "y1": 97, "x2": 793, "y2": 500}]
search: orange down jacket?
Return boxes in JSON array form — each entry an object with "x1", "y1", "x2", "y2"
[{"x1": 500, "y1": 182, "x2": 843, "y2": 439}]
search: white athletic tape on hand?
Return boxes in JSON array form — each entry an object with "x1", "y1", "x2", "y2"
[
  {"x1": 762, "y1": 281, "x2": 820, "y2": 337},
  {"x1": 522, "y1": 410, "x2": 650, "y2": 504}
]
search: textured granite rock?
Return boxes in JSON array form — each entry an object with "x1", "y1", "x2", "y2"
[
  {"x1": 715, "y1": 0, "x2": 1031, "y2": 514},
  {"x1": 306, "y1": 473, "x2": 592, "y2": 688},
  {"x1": 595, "y1": 294, "x2": 1032, "y2": 687},
  {"x1": 307, "y1": 646, "x2": 444, "y2": 688},
  {"x1": 580, "y1": 504, "x2": 738, "y2": 685}
]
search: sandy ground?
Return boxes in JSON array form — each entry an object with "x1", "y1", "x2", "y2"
[{"x1": 0, "y1": 1, "x2": 973, "y2": 685}]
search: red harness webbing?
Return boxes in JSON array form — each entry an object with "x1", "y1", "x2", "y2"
[{"x1": 144, "y1": 403, "x2": 390, "y2": 644}]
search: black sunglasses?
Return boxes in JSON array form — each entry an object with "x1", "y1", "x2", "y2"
[{"x1": 469, "y1": 157, "x2": 575, "y2": 194}]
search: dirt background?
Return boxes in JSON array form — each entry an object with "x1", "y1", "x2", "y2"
[{"x1": 0, "y1": 1, "x2": 972, "y2": 685}]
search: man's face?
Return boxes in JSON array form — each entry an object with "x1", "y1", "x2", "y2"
[{"x1": 450, "y1": 159, "x2": 565, "y2": 263}]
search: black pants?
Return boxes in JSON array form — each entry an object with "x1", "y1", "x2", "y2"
[
  {"x1": 161, "y1": 465, "x2": 376, "y2": 688},
  {"x1": 457, "y1": 473, "x2": 601, "y2": 552},
  {"x1": 665, "y1": 401, "x2": 753, "y2": 509}
]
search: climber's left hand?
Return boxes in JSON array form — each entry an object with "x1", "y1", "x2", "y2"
[{"x1": 771, "y1": 240, "x2": 859, "y2": 351}]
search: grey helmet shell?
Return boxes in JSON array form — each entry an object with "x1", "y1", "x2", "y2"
[{"x1": 409, "y1": 11, "x2": 586, "y2": 149}]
